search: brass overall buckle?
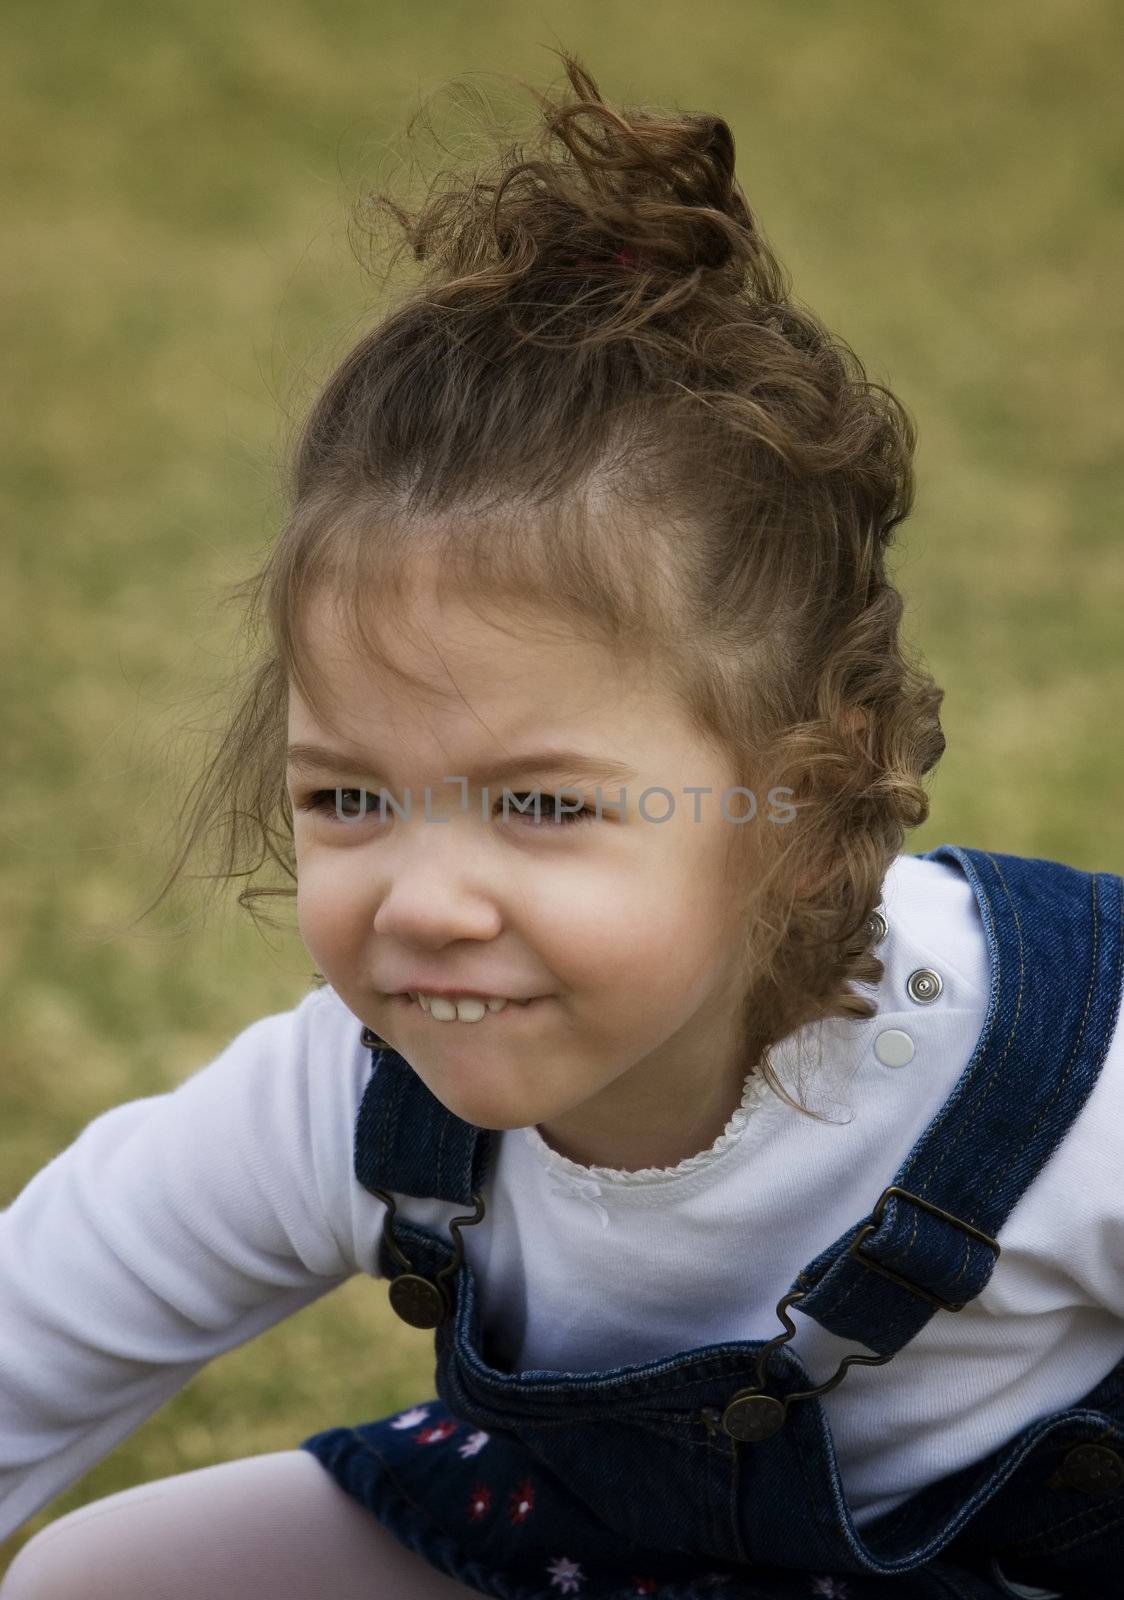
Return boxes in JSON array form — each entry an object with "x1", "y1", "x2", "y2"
[
  {"x1": 848, "y1": 1184, "x2": 1001, "y2": 1313},
  {"x1": 371, "y1": 1185, "x2": 486, "y2": 1329},
  {"x1": 706, "y1": 1186, "x2": 1001, "y2": 1444}
]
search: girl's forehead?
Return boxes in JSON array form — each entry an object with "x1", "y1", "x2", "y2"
[
  {"x1": 288, "y1": 665, "x2": 626, "y2": 779},
  {"x1": 311, "y1": 570, "x2": 564, "y2": 645},
  {"x1": 287, "y1": 654, "x2": 641, "y2": 743},
  {"x1": 292, "y1": 583, "x2": 642, "y2": 713}
]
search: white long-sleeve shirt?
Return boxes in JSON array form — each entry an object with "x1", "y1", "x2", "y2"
[{"x1": 3, "y1": 851, "x2": 1124, "y2": 1544}]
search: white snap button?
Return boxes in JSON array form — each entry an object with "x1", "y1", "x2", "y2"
[{"x1": 874, "y1": 1028, "x2": 915, "y2": 1068}]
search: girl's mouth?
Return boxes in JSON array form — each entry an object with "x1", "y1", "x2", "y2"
[{"x1": 390, "y1": 992, "x2": 548, "y2": 1024}]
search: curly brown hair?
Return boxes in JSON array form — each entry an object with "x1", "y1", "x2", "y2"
[{"x1": 133, "y1": 49, "x2": 945, "y2": 1121}]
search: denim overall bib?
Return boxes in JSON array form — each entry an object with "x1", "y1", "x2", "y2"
[{"x1": 301, "y1": 845, "x2": 1124, "y2": 1600}]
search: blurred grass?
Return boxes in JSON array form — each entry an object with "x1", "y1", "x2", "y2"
[{"x1": 1, "y1": 0, "x2": 1122, "y2": 1572}]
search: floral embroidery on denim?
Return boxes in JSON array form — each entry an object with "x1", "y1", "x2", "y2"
[
  {"x1": 508, "y1": 1475, "x2": 536, "y2": 1523},
  {"x1": 389, "y1": 1404, "x2": 431, "y2": 1429},
  {"x1": 546, "y1": 1553, "x2": 585, "y2": 1592},
  {"x1": 416, "y1": 1419, "x2": 459, "y2": 1444},
  {"x1": 467, "y1": 1482, "x2": 493, "y2": 1520}
]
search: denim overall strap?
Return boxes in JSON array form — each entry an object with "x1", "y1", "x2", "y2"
[
  {"x1": 353, "y1": 1035, "x2": 492, "y2": 1204},
  {"x1": 352, "y1": 1036, "x2": 496, "y2": 1326},
  {"x1": 792, "y1": 843, "x2": 1124, "y2": 1358}
]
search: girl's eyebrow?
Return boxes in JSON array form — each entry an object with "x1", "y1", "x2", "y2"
[{"x1": 285, "y1": 742, "x2": 637, "y2": 787}]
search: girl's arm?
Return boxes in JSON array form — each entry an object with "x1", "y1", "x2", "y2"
[{"x1": 0, "y1": 985, "x2": 379, "y2": 1541}]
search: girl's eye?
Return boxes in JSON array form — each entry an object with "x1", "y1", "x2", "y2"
[
  {"x1": 300, "y1": 788, "x2": 379, "y2": 824},
  {"x1": 504, "y1": 792, "x2": 597, "y2": 827},
  {"x1": 297, "y1": 789, "x2": 596, "y2": 827}
]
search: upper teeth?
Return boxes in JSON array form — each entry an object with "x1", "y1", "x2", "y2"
[{"x1": 411, "y1": 992, "x2": 528, "y2": 1023}]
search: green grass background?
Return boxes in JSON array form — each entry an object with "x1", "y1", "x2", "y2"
[{"x1": 2, "y1": 0, "x2": 1121, "y2": 1572}]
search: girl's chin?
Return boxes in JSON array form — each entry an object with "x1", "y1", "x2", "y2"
[{"x1": 414, "y1": 1081, "x2": 549, "y2": 1134}]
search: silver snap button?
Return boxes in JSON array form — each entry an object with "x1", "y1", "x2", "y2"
[
  {"x1": 865, "y1": 910, "x2": 888, "y2": 944},
  {"x1": 874, "y1": 1028, "x2": 915, "y2": 1068},
  {"x1": 906, "y1": 968, "x2": 943, "y2": 1004}
]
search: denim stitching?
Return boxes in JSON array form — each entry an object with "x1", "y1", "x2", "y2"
[
  {"x1": 371, "y1": 1052, "x2": 392, "y2": 1175},
  {"x1": 708, "y1": 1432, "x2": 733, "y2": 1554},
  {"x1": 380, "y1": 1056, "x2": 408, "y2": 1185},
  {"x1": 462, "y1": 1360, "x2": 773, "y2": 1407},
  {"x1": 508, "y1": 1414, "x2": 716, "y2": 1442},
  {"x1": 940, "y1": 868, "x2": 1119, "y2": 1307},
  {"x1": 947, "y1": 870, "x2": 1107, "y2": 1305},
  {"x1": 973, "y1": 861, "x2": 1098, "y2": 1217},
  {"x1": 434, "y1": 1103, "x2": 451, "y2": 1193},
  {"x1": 1015, "y1": 1500, "x2": 1124, "y2": 1558},
  {"x1": 725, "y1": 1426, "x2": 747, "y2": 1563},
  {"x1": 1044, "y1": 1502, "x2": 1124, "y2": 1553}
]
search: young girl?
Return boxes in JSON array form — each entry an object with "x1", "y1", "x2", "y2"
[{"x1": 1, "y1": 50, "x2": 1121, "y2": 1600}]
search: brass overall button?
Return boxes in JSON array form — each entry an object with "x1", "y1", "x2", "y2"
[
  {"x1": 721, "y1": 1394, "x2": 786, "y2": 1442},
  {"x1": 388, "y1": 1273, "x2": 449, "y2": 1328},
  {"x1": 1056, "y1": 1443, "x2": 1124, "y2": 1496}
]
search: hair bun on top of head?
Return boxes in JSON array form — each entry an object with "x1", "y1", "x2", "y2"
[
  {"x1": 357, "y1": 49, "x2": 788, "y2": 310},
  {"x1": 522, "y1": 80, "x2": 753, "y2": 281}
]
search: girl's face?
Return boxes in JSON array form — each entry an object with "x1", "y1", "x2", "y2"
[{"x1": 287, "y1": 574, "x2": 756, "y2": 1172}]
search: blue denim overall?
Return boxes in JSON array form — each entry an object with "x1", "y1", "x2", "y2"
[{"x1": 301, "y1": 845, "x2": 1124, "y2": 1600}]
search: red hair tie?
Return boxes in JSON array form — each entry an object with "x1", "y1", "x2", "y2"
[{"x1": 574, "y1": 246, "x2": 644, "y2": 271}]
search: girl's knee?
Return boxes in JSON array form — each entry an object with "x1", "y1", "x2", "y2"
[
  {"x1": 1, "y1": 1483, "x2": 171, "y2": 1598},
  {"x1": 0, "y1": 1453, "x2": 488, "y2": 1599},
  {"x1": 0, "y1": 1459, "x2": 283, "y2": 1599}
]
